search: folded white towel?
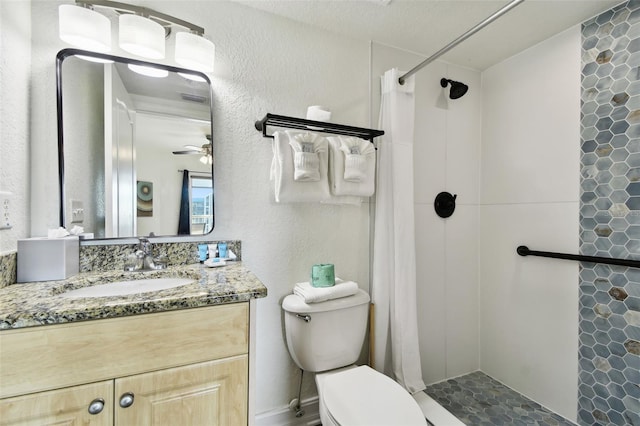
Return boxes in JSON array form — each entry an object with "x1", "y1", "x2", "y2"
[
  {"x1": 327, "y1": 136, "x2": 376, "y2": 197},
  {"x1": 339, "y1": 137, "x2": 375, "y2": 182},
  {"x1": 321, "y1": 195, "x2": 363, "y2": 206},
  {"x1": 289, "y1": 132, "x2": 327, "y2": 181},
  {"x1": 271, "y1": 131, "x2": 331, "y2": 203},
  {"x1": 293, "y1": 279, "x2": 359, "y2": 303}
]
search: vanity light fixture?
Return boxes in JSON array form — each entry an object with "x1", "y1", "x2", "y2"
[
  {"x1": 59, "y1": 4, "x2": 111, "y2": 53},
  {"x1": 118, "y1": 13, "x2": 165, "y2": 59},
  {"x1": 175, "y1": 32, "x2": 216, "y2": 73},
  {"x1": 58, "y1": 1, "x2": 215, "y2": 72}
]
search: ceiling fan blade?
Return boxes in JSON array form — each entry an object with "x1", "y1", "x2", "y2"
[{"x1": 172, "y1": 150, "x2": 202, "y2": 155}]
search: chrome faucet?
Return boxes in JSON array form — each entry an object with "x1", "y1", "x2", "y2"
[
  {"x1": 124, "y1": 238, "x2": 168, "y2": 271},
  {"x1": 138, "y1": 238, "x2": 155, "y2": 270}
]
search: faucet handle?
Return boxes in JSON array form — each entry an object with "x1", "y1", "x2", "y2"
[{"x1": 124, "y1": 252, "x2": 142, "y2": 271}]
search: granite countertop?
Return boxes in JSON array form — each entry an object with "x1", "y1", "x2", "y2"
[{"x1": 0, "y1": 262, "x2": 267, "y2": 330}]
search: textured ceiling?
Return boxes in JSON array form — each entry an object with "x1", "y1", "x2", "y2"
[{"x1": 235, "y1": 0, "x2": 623, "y2": 70}]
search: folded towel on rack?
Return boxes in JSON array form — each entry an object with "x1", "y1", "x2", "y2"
[
  {"x1": 289, "y1": 132, "x2": 326, "y2": 181},
  {"x1": 321, "y1": 195, "x2": 363, "y2": 206},
  {"x1": 293, "y1": 279, "x2": 359, "y2": 303},
  {"x1": 327, "y1": 136, "x2": 376, "y2": 197},
  {"x1": 271, "y1": 131, "x2": 331, "y2": 203},
  {"x1": 339, "y1": 137, "x2": 376, "y2": 182}
]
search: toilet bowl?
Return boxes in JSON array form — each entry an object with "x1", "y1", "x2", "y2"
[
  {"x1": 316, "y1": 365, "x2": 427, "y2": 426},
  {"x1": 282, "y1": 289, "x2": 427, "y2": 425}
]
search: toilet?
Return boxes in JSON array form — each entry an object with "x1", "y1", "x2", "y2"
[{"x1": 282, "y1": 289, "x2": 427, "y2": 426}]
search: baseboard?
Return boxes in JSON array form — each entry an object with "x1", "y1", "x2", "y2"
[{"x1": 254, "y1": 396, "x2": 320, "y2": 426}]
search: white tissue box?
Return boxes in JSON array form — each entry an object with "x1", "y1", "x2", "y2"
[{"x1": 17, "y1": 236, "x2": 79, "y2": 282}]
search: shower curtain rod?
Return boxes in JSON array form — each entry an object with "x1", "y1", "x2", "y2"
[{"x1": 398, "y1": 0, "x2": 525, "y2": 85}]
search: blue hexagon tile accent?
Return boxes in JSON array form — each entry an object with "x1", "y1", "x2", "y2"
[
  {"x1": 424, "y1": 372, "x2": 576, "y2": 425},
  {"x1": 581, "y1": 1, "x2": 640, "y2": 425}
]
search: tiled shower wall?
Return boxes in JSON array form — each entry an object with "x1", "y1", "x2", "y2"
[{"x1": 579, "y1": 1, "x2": 640, "y2": 425}]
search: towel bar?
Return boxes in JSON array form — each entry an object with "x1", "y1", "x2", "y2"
[
  {"x1": 517, "y1": 245, "x2": 640, "y2": 269},
  {"x1": 255, "y1": 113, "x2": 384, "y2": 143}
]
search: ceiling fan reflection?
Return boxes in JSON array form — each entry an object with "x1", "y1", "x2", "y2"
[{"x1": 172, "y1": 136, "x2": 212, "y2": 165}]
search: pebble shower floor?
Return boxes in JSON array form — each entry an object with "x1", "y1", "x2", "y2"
[{"x1": 424, "y1": 372, "x2": 576, "y2": 425}]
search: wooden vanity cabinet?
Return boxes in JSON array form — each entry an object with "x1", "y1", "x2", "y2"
[
  {"x1": 0, "y1": 381, "x2": 114, "y2": 425},
  {"x1": 0, "y1": 303, "x2": 249, "y2": 425}
]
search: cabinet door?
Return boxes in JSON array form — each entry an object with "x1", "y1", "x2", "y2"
[
  {"x1": 115, "y1": 355, "x2": 248, "y2": 426},
  {"x1": 0, "y1": 380, "x2": 113, "y2": 426}
]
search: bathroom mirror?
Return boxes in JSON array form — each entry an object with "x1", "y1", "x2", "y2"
[{"x1": 57, "y1": 48, "x2": 214, "y2": 240}]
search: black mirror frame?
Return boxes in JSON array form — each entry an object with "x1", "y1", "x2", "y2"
[{"x1": 56, "y1": 48, "x2": 215, "y2": 238}]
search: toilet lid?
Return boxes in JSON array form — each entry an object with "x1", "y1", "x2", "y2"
[{"x1": 322, "y1": 366, "x2": 427, "y2": 426}]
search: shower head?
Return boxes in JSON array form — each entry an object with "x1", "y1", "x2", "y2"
[{"x1": 440, "y1": 78, "x2": 468, "y2": 99}]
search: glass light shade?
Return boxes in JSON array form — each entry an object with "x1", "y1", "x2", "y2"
[
  {"x1": 175, "y1": 32, "x2": 215, "y2": 73},
  {"x1": 59, "y1": 5, "x2": 111, "y2": 53},
  {"x1": 127, "y1": 64, "x2": 168, "y2": 78},
  {"x1": 119, "y1": 14, "x2": 165, "y2": 59}
]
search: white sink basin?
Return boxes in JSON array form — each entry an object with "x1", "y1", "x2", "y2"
[{"x1": 62, "y1": 277, "x2": 194, "y2": 298}]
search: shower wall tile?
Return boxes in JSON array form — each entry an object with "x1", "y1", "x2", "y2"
[
  {"x1": 415, "y1": 202, "x2": 447, "y2": 385},
  {"x1": 481, "y1": 27, "x2": 581, "y2": 205},
  {"x1": 479, "y1": 202, "x2": 580, "y2": 421},
  {"x1": 445, "y1": 67, "x2": 482, "y2": 205},
  {"x1": 580, "y1": 2, "x2": 640, "y2": 425},
  {"x1": 412, "y1": 60, "x2": 448, "y2": 206},
  {"x1": 480, "y1": 26, "x2": 581, "y2": 422},
  {"x1": 444, "y1": 204, "x2": 479, "y2": 377}
]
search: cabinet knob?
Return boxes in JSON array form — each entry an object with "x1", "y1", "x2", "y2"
[
  {"x1": 88, "y1": 398, "x2": 105, "y2": 415},
  {"x1": 119, "y1": 392, "x2": 135, "y2": 408}
]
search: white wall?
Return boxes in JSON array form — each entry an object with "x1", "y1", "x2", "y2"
[
  {"x1": 24, "y1": 0, "x2": 370, "y2": 418},
  {"x1": 371, "y1": 43, "x2": 481, "y2": 385},
  {"x1": 479, "y1": 26, "x2": 580, "y2": 421},
  {"x1": 3, "y1": 0, "x2": 586, "y2": 421},
  {"x1": 0, "y1": 1, "x2": 31, "y2": 253}
]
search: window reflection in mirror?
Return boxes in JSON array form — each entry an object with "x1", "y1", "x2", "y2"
[
  {"x1": 57, "y1": 49, "x2": 214, "y2": 239},
  {"x1": 190, "y1": 175, "x2": 213, "y2": 234}
]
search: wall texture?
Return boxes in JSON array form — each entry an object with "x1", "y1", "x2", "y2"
[
  {"x1": 579, "y1": 2, "x2": 640, "y2": 424},
  {"x1": 6, "y1": 0, "x2": 637, "y2": 423},
  {"x1": 480, "y1": 27, "x2": 581, "y2": 421},
  {"x1": 370, "y1": 42, "x2": 482, "y2": 385},
  {"x1": 0, "y1": 1, "x2": 30, "y2": 253},
  {"x1": 22, "y1": 0, "x2": 371, "y2": 418}
]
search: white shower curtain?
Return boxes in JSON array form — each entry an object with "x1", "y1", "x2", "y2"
[{"x1": 372, "y1": 68, "x2": 426, "y2": 394}]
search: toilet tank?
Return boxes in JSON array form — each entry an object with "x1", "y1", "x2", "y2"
[{"x1": 282, "y1": 289, "x2": 370, "y2": 372}]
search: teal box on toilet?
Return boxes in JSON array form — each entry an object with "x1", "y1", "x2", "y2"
[{"x1": 311, "y1": 264, "x2": 335, "y2": 287}]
